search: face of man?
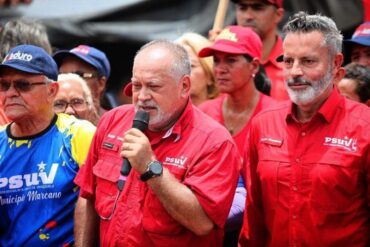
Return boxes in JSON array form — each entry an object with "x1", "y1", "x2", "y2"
[
  {"x1": 59, "y1": 56, "x2": 104, "y2": 110},
  {"x1": 131, "y1": 46, "x2": 190, "y2": 132},
  {"x1": 235, "y1": 0, "x2": 283, "y2": 39},
  {"x1": 54, "y1": 80, "x2": 91, "y2": 120},
  {"x1": 282, "y1": 31, "x2": 338, "y2": 106},
  {"x1": 213, "y1": 51, "x2": 257, "y2": 94},
  {"x1": 350, "y1": 44, "x2": 370, "y2": 67},
  {"x1": 0, "y1": 68, "x2": 56, "y2": 122}
]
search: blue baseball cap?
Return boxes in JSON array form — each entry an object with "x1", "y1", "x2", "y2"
[
  {"x1": 53, "y1": 45, "x2": 111, "y2": 78},
  {"x1": 344, "y1": 22, "x2": 370, "y2": 47},
  {"x1": 0, "y1": 45, "x2": 58, "y2": 81}
]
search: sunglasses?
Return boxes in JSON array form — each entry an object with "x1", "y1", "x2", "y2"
[{"x1": 0, "y1": 79, "x2": 47, "y2": 93}]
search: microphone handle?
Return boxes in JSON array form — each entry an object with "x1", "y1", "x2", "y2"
[{"x1": 121, "y1": 158, "x2": 131, "y2": 176}]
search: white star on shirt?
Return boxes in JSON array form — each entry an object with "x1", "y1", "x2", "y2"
[{"x1": 37, "y1": 161, "x2": 47, "y2": 172}]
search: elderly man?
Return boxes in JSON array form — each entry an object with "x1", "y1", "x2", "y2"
[
  {"x1": 55, "y1": 73, "x2": 99, "y2": 125},
  {"x1": 74, "y1": 40, "x2": 240, "y2": 247},
  {"x1": 0, "y1": 45, "x2": 96, "y2": 246},
  {"x1": 53, "y1": 45, "x2": 111, "y2": 117},
  {"x1": 239, "y1": 12, "x2": 370, "y2": 246}
]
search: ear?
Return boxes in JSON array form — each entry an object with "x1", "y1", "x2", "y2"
[
  {"x1": 251, "y1": 58, "x2": 260, "y2": 75},
  {"x1": 332, "y1": 54, "x2": 345, "y2": 84},
  {"x1": 48, "y1": 82, "x2": 59, "y2": 97},
  {"x1": 179, "y1": 75, "x2": 191, "y2": 98},
  {"x1": 275, "y1": 7, "x2": 285, "y2": 24}
]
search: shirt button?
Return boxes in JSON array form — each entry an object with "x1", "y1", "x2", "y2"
[
  {"x1": 292, "y1": 215, "x2": 297, "y2": 220},
  {"x1": 301, "y1": 132, "x2": 306, "y2": 136},
  {"x1": 295, "y1": 158, "x2": 300, "y2": 163},
  {"x1": 292, "y1": 186, "x2": 298, "y2": 191}
]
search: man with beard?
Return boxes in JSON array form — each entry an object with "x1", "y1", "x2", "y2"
[
  {"x1": 239, "y1": 12, "x2": 370, "y2": 246},
  {"x1": 73, "y1": 40, "x2": 240, "y2": 247}
]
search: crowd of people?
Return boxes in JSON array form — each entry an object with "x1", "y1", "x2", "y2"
[{"x1": 0, "y1": 0, "x2": 369, "y2": 246}]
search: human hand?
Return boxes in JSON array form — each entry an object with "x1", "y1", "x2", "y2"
[{"x1": 120, "y1": 128, "x2": 155, "y2": 174}]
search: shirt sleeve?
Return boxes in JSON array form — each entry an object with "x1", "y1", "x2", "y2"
[
  {"x1": 183, "y1": 139, "x2": 241, "y2": 228},
  {"x1": 74, "y1": 118, "x2": 106, "y2": 200},
  {"x1": 239, "y1": 120, "x2": 269, "y2": 246},
  {"x1": 71, "y1": 120, "x2": 96, "y2": 167}
]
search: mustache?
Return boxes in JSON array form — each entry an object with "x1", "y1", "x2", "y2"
[
  {"x1": 136, "y1": 102, "x2": 157, "y2": 108},
  {"x1": 287, "y1": 77, "x2": 312, "y2": 86}
]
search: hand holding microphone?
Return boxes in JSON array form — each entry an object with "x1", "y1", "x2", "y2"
[{"x1": 118, "y1": 110, "x2": 149, "y2": 190}]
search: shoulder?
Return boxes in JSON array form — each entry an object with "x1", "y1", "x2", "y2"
[{"x1": 341, "y1": 99, "x2": 370, "y2": 126}]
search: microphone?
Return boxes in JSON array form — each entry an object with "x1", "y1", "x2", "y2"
[{"x1": 118, "y1": 110, "x2": 149, "y2": 191}]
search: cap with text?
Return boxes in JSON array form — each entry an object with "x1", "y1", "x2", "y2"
[
  {"x1": 198, "y1": 25, "x2": 262, "y2": 59},
  {"x1": 344, "y1": 22, "x2": 370, "y2": 47},
  {"x1": 0, "y1": 45, "x2": 58, "y2": 81},
  {"x1": 231, "y1": 0, "x2": 283, "y2": 8},
  {"x1": 53, "y1": 45, "x2": 111, "y2": 78}
]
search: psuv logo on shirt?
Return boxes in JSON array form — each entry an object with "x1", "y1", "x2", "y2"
[
  {"x1": 323, "y1": 136, "x2": 357, "y2": 152},
  {"x1": 0, "y1": 162, "x2": 58, "y2": 190},
  {"x1": 4, "y1": 51, "x2": 33, "y2": 62},
  {"x1": 163, "y1": 156, "x2": 188, "y2": 169}
]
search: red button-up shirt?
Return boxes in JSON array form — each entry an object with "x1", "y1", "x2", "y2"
[
  {"x1": 240, "y1": 89, "x2": 370, "y2": 246},
  {"x1": 75, "y1": 101, "x2": 241, "y2": 247}
]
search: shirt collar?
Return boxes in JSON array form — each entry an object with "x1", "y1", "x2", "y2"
[
  {"x1": 147, "y1": 99, "x2": 193, "y2": 144},
  {"x1": 262, "y1": 35, "x2": 283, "y2": 69},
  {"x1": 286, "y1": 87, "x2": 343, "y2": 124}
]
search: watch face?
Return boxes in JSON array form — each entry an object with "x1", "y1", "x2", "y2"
[{"x1": 150, "y1": 161, "x2": 163, "y2": 175}]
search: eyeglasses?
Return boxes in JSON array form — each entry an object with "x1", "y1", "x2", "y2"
[
  {"x1": 72, "y1": 71, "x2": 99, "y2": 79},
  {"x1": 0, "y1": 79, "x2": 47, "y2": 93},
  {"x1": 53, "y1": 98, "x2": 87, "y2": 112}
]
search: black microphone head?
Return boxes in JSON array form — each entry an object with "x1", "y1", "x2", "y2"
[{"x1": 133, "y1": 110, "x2": 150, "y2": 131}]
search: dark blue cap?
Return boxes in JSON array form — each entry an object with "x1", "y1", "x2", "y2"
[
  {"x1": 344, "y1": 22, "x2": 370, "y2": 47},
  {"x1": 53, "y1": 45, "x2": 111, "y2": 78},
  {"x1": 0, "y1": 45, "x2": 58, "y2": 81}
]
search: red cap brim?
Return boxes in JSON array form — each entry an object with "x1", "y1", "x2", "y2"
[{"x1": 123, "y1": 82, "x2": 132, "y2": 96}]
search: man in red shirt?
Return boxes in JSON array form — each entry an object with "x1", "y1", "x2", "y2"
[
  {"x1": 239, "y1": 12, "x2": 370, "y2": 246},
  {"x1": 74, "y1": 40, "x2": 241, "y2": 247},
  {"x1": 210, "y1": 0, "x2": 287, "y2": 100}
]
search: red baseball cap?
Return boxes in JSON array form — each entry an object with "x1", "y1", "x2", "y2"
[
  {"x1": 198, "y1": 26, "x2": 262, "y2": 59},
  {"x1": 231, "y1": 0, "x2": 283, "y2": 8},
  {"x1": 123, "y1": 82, "x2": 133, "y2": 96}
]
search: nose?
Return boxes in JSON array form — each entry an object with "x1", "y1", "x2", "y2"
[
  {"x1": 214, "y1": 62, "x2": 228, "y2": 75},
  {"x1": 289, "y1": 61, "x2": 304, "y2": 77},
  {"x1": 137, "y1": 87, "x2": 151, "y2": 102},
  {"x1": 64, "y1": 105, "x2": 76, "y2": 115}
]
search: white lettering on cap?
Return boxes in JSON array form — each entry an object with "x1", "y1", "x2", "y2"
[{"x1": 5, "y1": 51, "x2": 33, "y2": 62}]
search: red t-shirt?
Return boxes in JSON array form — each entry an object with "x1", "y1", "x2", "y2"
[
  {"x1": 75, "y1": 101, "x2": 241, "y2": 247},
  {"x1": 240, "y1": 89, "x2": 370, "y2": 246},
  {"x1": 263, "y1": 36, "x2": 289, "y2": 101},
  {"x1": 198, "y1": 93, "x2": 278, "y2": 158}
]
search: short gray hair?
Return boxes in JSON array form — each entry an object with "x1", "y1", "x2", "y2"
[
  {"x1": 135, "y1": 40, "x2": 191, "y2": 81},
  {"x1": 283, "y1": 12, "x2": 343, "y2": 59},
  {"x1": 57, "y1": 73, "x2": 94, "y2": 110}
]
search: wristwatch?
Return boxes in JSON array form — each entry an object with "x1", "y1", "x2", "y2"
[{"x1": 140, "y1": 160, "x2": 163, "y2": 182}]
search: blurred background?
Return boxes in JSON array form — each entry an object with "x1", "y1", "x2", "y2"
[{"x1": 0, "y1": 0, "x2": 366, "y2": 108}]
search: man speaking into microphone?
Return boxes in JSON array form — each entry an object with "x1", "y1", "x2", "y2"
[{"x1": 74, "y1": 40, "x2": 241, "y2": 247}]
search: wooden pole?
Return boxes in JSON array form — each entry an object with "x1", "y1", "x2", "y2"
[{"x1": 212, "y1": 0, "x2": 230, "y2": 30}]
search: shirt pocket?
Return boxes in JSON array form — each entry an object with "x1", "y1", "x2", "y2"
[
  {"x1": 309, "y1": 151, "x2": 362, "y2": 213},
  {"x1": 142, "y1": 189, "x2": 183, "y2": 235},
  {"x1": 93, "y1": 156, "x2": 120, "y2": 219}
]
